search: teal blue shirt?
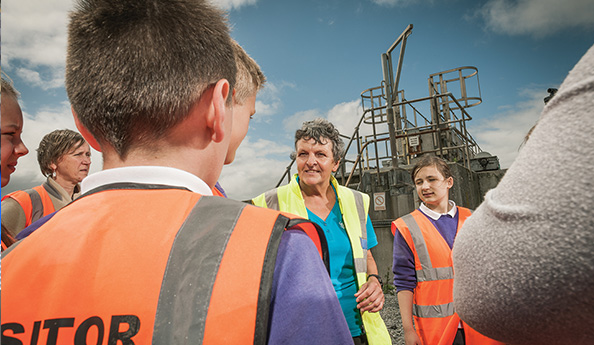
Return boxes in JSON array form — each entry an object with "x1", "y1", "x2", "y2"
[{"x1": 306, "y1": 191, "x2": 378, "y2": 337}]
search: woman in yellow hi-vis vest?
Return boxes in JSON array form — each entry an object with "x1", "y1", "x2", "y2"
[
  {"x1": 253, "y1": 118, "x2": 391, "y2": 345},
  {"x1": 392, "y1": 155, "x2": 504, "y2": 345}
]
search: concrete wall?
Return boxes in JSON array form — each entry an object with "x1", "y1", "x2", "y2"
[{"x1": 371, "y1": 224, "x2": 395, "y2": 285}]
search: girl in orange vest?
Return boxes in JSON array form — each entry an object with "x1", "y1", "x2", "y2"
[
  {"x1": 392, "y1": 155, "x2": 503, "y2": 345},
  {"x1": 1, "y1": 75, "x2": 29, "y2": 251}
]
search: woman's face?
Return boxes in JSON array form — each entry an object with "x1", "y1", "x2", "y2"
[
  {"x1": 50, "y1": 141, "x2": 91, "y2": 186},
  {"x1": 1, "y1": 94, "x2": 29, "y2": 187},
  {"x1": 414, "y1": 164, "x2": 453, "y2": 208},
  {"x1": 296, "y1": 138, "x2": 339, "y2": 188}
]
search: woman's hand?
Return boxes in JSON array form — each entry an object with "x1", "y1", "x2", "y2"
[{"x1": 354, "y1": 276, "x2": 385, "y2": 313}]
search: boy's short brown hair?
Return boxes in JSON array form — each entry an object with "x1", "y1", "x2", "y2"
[
  {"x1": 232, "y1": 39, "x2": 266, "y2": 105},
  {"x1": 66, "y1": 0, "x2": 236, "y2": 157}
]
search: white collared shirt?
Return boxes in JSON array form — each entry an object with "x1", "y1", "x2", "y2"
[
  {"x1": 419, "y1": 200, "x2": 457, "y2": 220},
  {"x1": 81, "y1": 166, "x2": 213, "y2": 195}
]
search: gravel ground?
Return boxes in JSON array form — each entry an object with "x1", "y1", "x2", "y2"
[{"x1": 380, "y1": 290, "x2": 405, "y2": 345}]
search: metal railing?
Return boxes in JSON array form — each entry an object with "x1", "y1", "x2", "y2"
[
  {"x1": 333, "y1": 89, "x2": 481, "y2": 190},
  {"x1": 275, "y1": 27, "x2": 483, "y2": 192}
]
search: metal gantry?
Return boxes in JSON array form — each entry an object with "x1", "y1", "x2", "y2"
[
  {"x1": 278, "y1": 25, "x2": 484, "y2": 191},
  {"x1": 333, "y1": 26, "x2": 483, "y2": 191}
]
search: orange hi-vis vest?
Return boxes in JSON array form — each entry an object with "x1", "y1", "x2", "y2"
[
  {"x1": 212, "y1": 186, "x2": 225, "y2": 197},
  {"x1": 392, "y1": 207, "x2": 504, "y2": 345},
  {"x1": 1, "y1": 184, "x2": 328, "y2": 345},
  {"x1": 2, "y1": 185, "x2": 55, "y2": 227}
]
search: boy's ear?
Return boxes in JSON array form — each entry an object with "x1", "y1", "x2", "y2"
[
  {"x1": 208, "y1": 79, "x2": 231, "y2": 143},
  {"x1": 72, "y1": 107, "x2": 102, "y2": 152}
]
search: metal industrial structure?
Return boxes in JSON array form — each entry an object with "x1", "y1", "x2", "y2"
[{"x1": 277, "y1": 25, "x2": 506, "y2": 278}]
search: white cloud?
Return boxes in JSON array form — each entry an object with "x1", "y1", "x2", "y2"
[
  {"x1": 16, "y1": 68, "x2": 65, "y2": 91},
  {"x1": 477, "y1": 0, "x2": 594, "y2": 37},
  {"x1": 210, "y1": 0, "x2": 258, "y2": 11},
  {"x1": 0, "y1": 0, "x2": 259, "y2": 90},
  {"x1": 326, "y1": 100, "x2": 366, "y2": 138},
  {"x1": 283, "y1": 100, "x2": 367, "y2": 137},
  {"x1": 253, "y1": 81, "x2": 292, "y2": 121},
  {"x1": 283, "y1": 109, "x2": 324, "y2": 132},
  {"x1": 469, "y1": 87, "x2": 547, "y2": 168},
  {"x1": 2, "y1": 102, "x2": 102, "y2": 196},
  {"x1": 255, "y1": 99, "x2": 280, "y2": 118},
  {"x1": 370, "y1": 0, "x2": 432, "y2": 7},
  {"x1": 219, "y1": 136, "x2": 293, "y2": 200},
  {"x1": 2, "y1": 0, "x2": 70, "y2": 71}
]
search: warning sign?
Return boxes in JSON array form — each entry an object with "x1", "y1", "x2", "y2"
[
  {"x1": 408, "y1": 135, "x2": 420, "y2": 147},
  {"x1": 373, "y1": 192, "x2": 386, "y2": 211}
]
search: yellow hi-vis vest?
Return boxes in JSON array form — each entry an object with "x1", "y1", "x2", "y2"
[{"x1": 252, "y1": 174, "x2": 392, "y2": 345}]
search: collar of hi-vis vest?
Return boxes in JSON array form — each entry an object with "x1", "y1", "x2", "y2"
[
  {"x1": 419, "y1": 200, "x2": 457, "y2": 220},
  {"x1": 81, "y1": 166, "x2": 212, "y2": 195}
]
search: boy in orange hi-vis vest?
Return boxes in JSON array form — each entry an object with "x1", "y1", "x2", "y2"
[
  {"x1": 392, "y1": 155, "x2": 504, "y2": 345},
  {"x1": 1, "y1": 1, "x2": 352, "y2": 344}
]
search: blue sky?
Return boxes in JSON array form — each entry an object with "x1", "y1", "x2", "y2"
[{"x1": 2, "y1": 0, "x2": 593, "y2": 200}]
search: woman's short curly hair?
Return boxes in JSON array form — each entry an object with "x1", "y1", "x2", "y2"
[
  {"x1": 293, "y1": 118, "x2": 344, "y2": 162},
  {"x1": 37, "y1": 129, "x2": 86, "y2": 177}
]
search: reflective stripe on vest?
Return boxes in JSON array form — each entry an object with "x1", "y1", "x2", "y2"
[
  {"x1": 397, "y1": 210, "x2": 467, "y2": 320},
  {"x1": 153, "y1": 195, "x2": 289, "y2": 344},
  {"x1": 339, "y1": 185, "x2": 368, "y2": 285},
  {"x1": 3, "y1": 185, "x2": 55, "y2": 227},
  {"x1": 400, "y1": 213, "x2": 455, "y2": 284},
  {"x1": 412, "y1": 302, "x2": 455, "y2": 319},
  {"x1": 395, "y1": 208, "x2": 504, "y2": 345},
  {"x1": 393, "y1": 207, "x2": 479, "y2": 345},
  {"x1": 2, "y1": 184, "x2": 332, "y2": 345}
]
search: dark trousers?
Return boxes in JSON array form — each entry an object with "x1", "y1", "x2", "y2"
[
  {"x1": 352, "y1": 334, "x2": 368, "y2": 345},
  {"x1": 453, "y1": 328, "x2": 465, "y2": 345}
]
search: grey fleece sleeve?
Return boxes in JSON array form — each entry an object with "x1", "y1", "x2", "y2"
[{"x1": 452, "y1": 44, "x2": 594, "y2": 345}]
